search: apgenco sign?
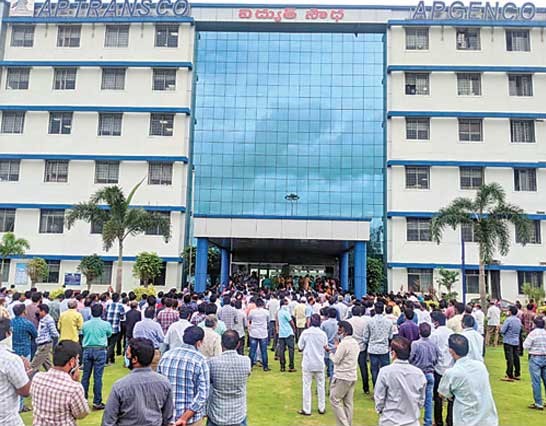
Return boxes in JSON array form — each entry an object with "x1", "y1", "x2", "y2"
[{"x1": 411, "y1": 1, "x2": 537, "y2": 20}]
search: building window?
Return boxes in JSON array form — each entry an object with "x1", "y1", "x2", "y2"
[
  {"x1": 44, "y1": 260, "x2": 60, "y2": 283},
  {"x1": 48, "y1": 112, "x2": 72, "y2": 135},
  {"x1": 510, "y1": 120, "x2": 535, "y2": 143},
  {"x1": 145, "y1": 211, "x2": 171, "y2": 235},
  {"x1": 148, "y1": 162, "x2": 173, "y2": 185},
  {"x1": 508, "y1": 74, "x2": 533, "y2": 96},
  {"x1": 90, "y1": 261, "x2": 113, "y2": 285},
  {"x1": 457, "y1": 73, "x2": 481, "y2": 96},
  {"x1": 104, "y1": 25, "x2": 129, "y2": 48},
  {"x1": 518, "y1": 271, "x2": 543, "y2": 294},
  {"x1": 460, "y1": 167, "x2": 483, "y2": 190},
  {"x1": 101, "y1": 68, "x2": 126, "y2": 90},
  {"x1": 0, "y1": 160, "x2": 20, "y2": 182},
  {"x1": 155, "y1": 25, "x2": 179, "y2": 48},
  {"x1": 53, "y1": 68, "x2": 77, "y2": 90},
  {"x1": 152, "y1": 69, "x2": 177, "y2": 91},
  {"x1": 456, "y1": 28, "x2": 480, "y2": 50},
  {"x1": 465, "y1": 269, "x2": 488, "y2": 294},
  {"x1": 0, "y1": 209, "x2": 16, "y2": 232},
  {"x1": 95, "y1": 161, "x2": 119, "y2": 184},
  {"x1": 141, "y1": 262, "x2": 166, "y2": 286},
  {"x1": 458, "y1": 118, "x2": 483, "y2": 142},
  {"x1": 461, "y1": 222, "x2": 478, "y2": 242},
  {"x1": 514, "y1": 168, "x2": 537, "y2": 192},
  {"x1": 1, "y1": 112, "x2": 25, "y2": 134},
  {"x1": 506, "y1": 29, "x2": 530, "y2": 52},
  {"x1": 407, "y1": 218, "x2": 432, "y2": 241},
  {"x1": 516, "y1": 220, "x2": 542, "y2": 244},
  {"x1": 39, "y1": 210, "x2": 65, "y2": 234},
  {"x1": 90, "y1": 220, "x2": 103, "y2": 234},
  {"x1": 44, "y1": 160, "x2": 69, "y2": 183},
  {"x1": 6, "y1": 68, "x2": 29, "y2": 90},
  {"x1": 11, "y1": 25, "x2": 34, "y2": 47},
  {"x1": 405, "y1": 166, "x2": 430, "y2": 189},
  {"x1": 57, "y1": 25, "x2": 81, "y2": 48},
  {"x1": 150, "y1": 114, "x2": 174, "y2": 136},
  {"x1": 1, "y1": 259, "x2": 10, "y2": 283},
  {"x1": 405, "y1": 73, "x2": 429, "y2": 95},
  {"x1": 406, "y1": 118, "x2": 430, "y2": 140},
  {"x1": 405, "y1": 27, "x2": 429, "y2": 50},
  {"x1": 98, "y1": 113, "x2": 122, "y2": 136},
  {"x1": 407, "y1": 268, "x2": 433, "y2": 292}
]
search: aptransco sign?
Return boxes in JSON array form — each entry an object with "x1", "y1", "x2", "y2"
[{"x1": 411, "y1": 1, "x2": 537, "y2": 20}]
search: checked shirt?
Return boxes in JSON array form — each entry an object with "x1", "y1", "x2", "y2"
[{"x1": 105, "y1": 302, "x2": 125, "y2": 334}]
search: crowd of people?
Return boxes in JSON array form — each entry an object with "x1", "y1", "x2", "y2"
[{"x1": 0, "y1": 275, "x2": 545, "y2": 426}]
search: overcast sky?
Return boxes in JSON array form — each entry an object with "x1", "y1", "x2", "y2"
[{"x1": 192, "y1": 0, "x2": 546, "y2": 7}]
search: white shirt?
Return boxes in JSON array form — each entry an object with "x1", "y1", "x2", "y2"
[
  {"x1": 486, "y1": 306, "x2": 501, "y2": 327},
  {"x1": 472, "y1": 309, "x2": 485, "y2": 335},
  {"x1": 0, "y1": 345, "x2": 28, "y2": 426},
  {"x1": 462, "y1": 328, "x2": 484, "y2": 363},
  {"x1": 267, "y1": 298, "x2": 280, "y2": 322},
  {"x1": 346, "y1": 315, "x2": 370, "y2": 352},
  {"x1": 416, "y1": 309, "x2": 432, "y2": 325},
  {"x1": 248, "y1": 308, "x2": 269, "y2": 339},
  {"x1": 430, "y1": 325, "x2": 453, "y2": 376},
  {"x1": 164, "y1": 319, "x2": 192, "y2": 350},
  {"x1": 298, "y1": 327, "x2": 328, "y2": 372}
]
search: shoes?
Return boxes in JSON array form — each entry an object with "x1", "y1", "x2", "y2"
[
  {"x1": 263, "y1": 367, "x2": 271, "y2": 372},
  {"x1": 297, "y1": 410, "x2": 311, "y2": 416},
  {"x1": 528, "y1": 404, "x2": 544, "y2": 410},
  {"x1": 288, "y1": 368, "x2": 297, "y2": 373},
  {"x1": 500, "y1": 377, "x2": 514, "y2": 382},
  {"x1": 92, "y1": 403, "x2": 106, "y2": 410},
  {"x1": 514, "y1": 376, "x2": 521, "y2": 381},
  {"x1": 318, "y1": 409, "x2": 326, "y2": 415},
  {"x1": 270, "y1": 348, "x2": 275, "y2": 352},
  {"x1": 280, "y1": 368, "x2": 286, "y2": 372},
  {"x1": 19, "y1": 405, "x2": 31, "y2": 413},
  {"x1": 364, "y1": 390, "x2": 370, "y2": 395}
]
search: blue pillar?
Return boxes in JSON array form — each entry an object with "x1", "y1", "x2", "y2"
[
  {"x1": 340, "y1": 251, "x2": 349, "y2": 292},
  {"x1": 220, "y1": 247, "x2": 230, "y2": 291},
  {"x1": 354, "y1": 241, "x2": 367, "y2": 299},
  {"x1": 195, "y1": 238, "x2": 208, "y2": 293}
]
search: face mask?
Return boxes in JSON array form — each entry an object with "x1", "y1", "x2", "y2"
[{"x1": 128, "y1": 357, "x2": 135, "y2": 370}]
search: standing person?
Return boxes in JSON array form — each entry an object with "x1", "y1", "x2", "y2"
[
  {"x1": 247, "y1": 298, "x2": 270, "y2": 371},
  {"x1": 399, "y1": 308, "x2": 420, "y2": 343},
  {"x1": 486, "y1": 301, "x2": 501, "y2": 347},
  {"x1": 472, "y1": 304, "x2": 485, "y2": 350},
  {"x1": 105, "y1": 293, "x2": 125, "y2": 365},
  {"x1": 0, "y1": 317, "x2": 31, "y2": 426},
  {"x1": 298, "y1": 314, "x2": 328, "y2": 416},
  {"x1": 374, "y1": 336, "x2": 427, "y2": 426},
  {"x1": 326, "y1": 321, "x2": 360, "y2": 426},
  {"x1": 347, "y1": 305, "x2": 371, "y2": 394},
  {"x1": 31, "y1": 304, "x2": 59, "y2": 373},
  {"x1": 218, "y1": 295, "x2": 237, "y2": 331},
  {"x1": 321, "y1": 307, "x2": 339, "y2": 380},
  {"x1": 102, "y1": 338, "x2": 173, "y2": 426},
  {"x1": 158, "y1": 326, "x2": 210, "y2": 426},
  {"x1": 439, "y1": 334, "x2": 498, "y2": 426},
  {"x1": 522, "y1": 304, "x2": 537, "y2": 336},
  {"x1": 133, "y1": 307, "x2": 164, "y2": 371},
  {"x1": 81, "y1": 304, "x2": 112, "y2": 410},
  {"x1": 363, "y1": 302, "x2": 393, "y2": 387},
  {"x1": 500, "y1": 306, "x2": 522, "y2": 382},
  {"x1": 446, "y1": 303, "x2": 465, "y2": 333},
  {"x1": 11, "y1": 303, "x2": 37, "y2": 359},
  {"x1": 277, "y1": 298, "x2": 296, "y2": 373},
  {"x1": 409, "y1": 323, "x2": 439, "y2": 426},
  {"x1": 430, "y1": 310, "x2": 454, "y2": 426},
  {"x1": 523, "y1": 316, "x2": 546, "y2": 410},
  {"x1": 124, "y1": 301, "x2": 142, "y2": 346},
  {"x1": 164, "y1": 307, "x2": 193, "y2": 352},
  {"x1": 232, "y1": 300, "x2": 247, "y2": 355},
  {"x1": 31, "y1": 340, "x2": 90, "y2": 425},
  {"x1": 207, "y1": 330, "x2": 251, "y2": 426},
  {"x1": 199, "y1": 315, "x2": 222, "y2": 359},
  {"x1": 461, "y1": 315, "x2": 484, "y2": 363},
  {"x1": 266, "y1": 293, "x2": 280, "y2": 351},
  {"x1": 294, "y1": 297, "x2": 307, "y2": 341},
  {"x1": 25, "y1": 293, "x2": 41, "y2": 358},
  {"x1": 156, "y1": 298, "x2": 179, "y2": 335},
  {"x1": 58, "y1": 300, "x2": 83, "y2": 343}
]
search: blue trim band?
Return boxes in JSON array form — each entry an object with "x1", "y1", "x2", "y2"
[
  {"x1": 387, "y1": 211, "x2": 546, "y2": 220},
  {"x1": 1, "y1": 105, "x2": 190, "y2": 114},
  {"x1": 8, "y1": 253, "x2": 182, "y2": 263},
  {"x1": 388, "y1": 111, "x2": 546, "y2": 119},
  {"x1": 193, "y1": 213, "x2": 373, "y2": 222},
  {"x1": 0, "y1": 154, "x2": 188, "y2": 163},
  {"x1": 0, "y1": 203, "x2": 186, "y2": 212},
  {"x1": 388, "y1": 65, "x2": 546, "y2": 74},
  {"x1": 3, "y1": 16, "x2": 194, "y2": 24},
  {"x1": 387, "y1": 160, "x2": 546, "y2": 169},
  {"x1": 388, "y1": 19, "x2": 546, "y2": 28},
  {"x1": 388, "y1": 262, "x2": 546, "y2": 272},
  {"x1": 0, "y1": 61, "x2": 192, "y2": 70}
]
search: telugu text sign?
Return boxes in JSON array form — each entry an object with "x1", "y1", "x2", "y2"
[{"x1": 238, "y1": 8, "x2": 345, "y2": 23}]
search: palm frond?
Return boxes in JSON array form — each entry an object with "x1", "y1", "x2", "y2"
[
  {"x1": 66, "y1": 203, "x2": 107, "y2": 229},
  {"x1": 475, "y1": 183, "x2": 506, "y2": 212},
  {"x1": 431, "y1": 197, "x2": 475, "y2": 243},
  {"x1": 126, "y1": 178, "x2": 145, "y2": 205}
]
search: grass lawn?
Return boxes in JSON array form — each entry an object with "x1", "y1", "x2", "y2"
[{"x1": 22, "y1": 347, "x2": 545, "y2": 425}]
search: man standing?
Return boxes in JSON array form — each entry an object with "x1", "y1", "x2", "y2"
[
  {"x1": 31, "y1": 340, "x2": 90, "y2": 425},
  {"x1": 399, "y1": 308, "x2": 420, "y2": 343},
  {"x1": 298, "y1": 314, "x2": 328, "y2": 416},
  {"x1": 158, "y1": 326, "x2": 210, "y2": 426},
  {"x1": 248, "y1": 298, "x2": 270, "y2": 371},
  {"x1": 486, "y1": 301, "x2": 501, "y2": 347},
  {"x1": 164, "y1": 307, "x2": 192, "y2": 352},
  {"x1": 321, "y1": 307, "x2": 339, "y2": 380},
  {"x1": 430, "y1": 311, "x2": 453, "y2": 426},
  {"x1": 326, "y1": 321, "x2": 360, "y2": 426},
  {"x1": 207, "y1": 330, "x2": 251, "y2": 426},
  {"x1": 375, "y1": 336, "x2": 427, "y2": 426},
  {"x1": 523, "y1": 316, "x2": 546, "y2": 410},
  {"x1": 500, "y1": 306, "x2": 522, "y2": 382},
  {"x1": 447, "y1": 303, "x2": 465, "y2": 333},
  {"x1": 277, "y1": 298, "x2": 296, "y2": 373},
  {"x1": 11, "y1": 303, "x2": 37, "y2": 359},
  {"x1": 133, "y1": 307, "x2": 164, "y2": 370},
  {"x1": 82, "y1": 304, "x2": 112, "y2": 410},
  {"x1": 347, "y1": 305, "x2": 371, "y2": 395},
  {"x1": 157, "y1": 298, "x2": 179, "y2": 335},
  {"x1": 410, "y1": 323, "x2": 439, "y2": 426},
  {"x1": 124, "y1": 301, "x2": 142, "y2": 345},
  {"x1": 58, "y1": 300, "x2": 83, "y2": 343},
  {"x1": 31, "y1": 304, "x2": 59, "y2": 373},
  {"x1": 363, "y1": 302, "x2": 393, "y2": 387},
  {"x1": 105, "y1": 293, "x2": 125, "y2": 365},
  {"x1": 102, "y1": 338, "x2": 173, "y2": 426},
  {"x1": 294, "y1": 297, "x2": 307, "y2": 341},
  {"x1": 266, "y1": 293, "x2": 280, "y2": 351},
  {"x1": 439, "y1": 334, "x2": 498, "y2": 426},
  {"x1": 472, "y1": 304, "x2": 485, "y2": 351},
  {"x1": 218, "y1": 295, "x2": 237, "y2": 331},
  {"x1": 461, "y1": 315, "x2": 484, "y2": 363}
]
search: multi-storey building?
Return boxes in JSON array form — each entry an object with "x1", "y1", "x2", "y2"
[{"x1": 0, "y1": 1, "x2": 544, "y2": 301}]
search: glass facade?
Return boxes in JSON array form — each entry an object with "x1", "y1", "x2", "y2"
[{"x1": 193, "y1": 31, "x2": 385, "y2": 225}]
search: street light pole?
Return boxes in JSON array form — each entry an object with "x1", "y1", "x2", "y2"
[{"x1": 284, "y1": 193, "x2": 300, "y2": 216}]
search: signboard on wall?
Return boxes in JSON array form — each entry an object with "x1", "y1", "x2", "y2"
[
  {"x1": 64, "y1": 273, "x2": 81, "y2": 286},
  {"x1": 238, "y1": 8, "x2": 345, "y2": 23},
  {"x1": 10, "y1": 0, "x2": 35, "y2": 16},
  {"x1": 14, "y1": 263, "x2": 28, "y2": 285},
  {"x1": 411, "y1": 1, "x2": 537, "y2": 21}
]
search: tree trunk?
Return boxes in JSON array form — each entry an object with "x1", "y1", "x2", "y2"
[
  {"x1": 478, "y1": 246, "x2": 487, "y2": 311},
  {"x1": 115, "y1": 240, "x2": 123, "y2": 294}
]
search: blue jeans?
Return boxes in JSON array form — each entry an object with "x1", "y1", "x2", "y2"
[
  {"x1": 249, "y1": 337, "x2": 268, "y2": 369},
  {"x1": 81, "y1": 347, "x2": 107, "y2": 405},
  {"x1": 529, "y1": 355, "x2": 546, "y2": 407},
  {"x1": 424, "y1": 372, "x2": 434, "y2": 426},
  {"x1": 369, "y1": 353, "x2": 390, "y2": 387},
  {"x1": 325, "y1": 357, "x2": 334, "y2": 379},
  {"x1": 208, "y1": 417, "x2": 247, "y2": 426}
]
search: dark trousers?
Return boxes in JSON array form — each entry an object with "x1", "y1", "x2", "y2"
[
  {"x1": 504, "y1": 343, "x2": 521, "y2": 378},
  {"x1": 82, "y1": 347, "x2": 107, "y2": 406},
  {"x1": 369, "y1": 353, "x2": 390, "y2": 387},
  {"x1": 237, "y1": 337, "x2": 245, "y2": 356},
  {"x1": 116, "y1": 323, "x2": 126, "y2": 356},
  {"x1": 358, "y1": 350, "x2": 370, "y2": 393},
  {"x1": 107, "y1": 333, "x2": 119, "y2": 364},
  {"x1": 278, "y1": 335, "x2": 295, "y2": 370},
  {"x1": 433, "y1": 372, "x2": 453, "y2": 426},
  {"x1": 268, "y1": 320, "x2": 277, "y2": 349}
]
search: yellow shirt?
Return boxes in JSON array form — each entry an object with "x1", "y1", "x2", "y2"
[
  {"x1": 58, "y1": 309, "x2": 83, "y2": 342},
  {"x1": 294, "y1": 304, "x2": 307, "y2": 328}
]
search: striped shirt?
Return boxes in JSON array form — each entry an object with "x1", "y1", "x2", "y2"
[
  {"x1": 11, "y1": 316, "x2": 37, "y2": 357},
  {"x1": 36, "y1": 314, "x2": 59, "y2": 345},
  {"x1": 523, "y1": 328, "x2": 546, "y2": 356},
  {"x1": 157, "y1": 308, "x2": 180, "y2": 334},
  {"x1": 0, "y1": 346, "x2": 28, "y2": 426},
  {"x1": 105, "y1": 302, "x2": 125, "y2": 334}
]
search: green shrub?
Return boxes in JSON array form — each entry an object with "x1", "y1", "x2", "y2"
[{"x1": 132, "y1": 285, "x2": 157, "y2": 301}]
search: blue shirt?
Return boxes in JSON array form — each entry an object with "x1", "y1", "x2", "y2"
[
  {"x1": 500, "y1": 315, "x2": 522, "y2": 346},
  {"x1": 106, "y1": 302, "x2": 126, "y2": 334},
  {"x1": 277, "y1": 307, "x2": 294, "y2": 338},
  {"x1": 36, "y1": 314, "x2": 59, "y2": 345},
  {"x1": 133, "y1": 318, "x2": 164, "y2": 349},
  {"x1": 11, "y1": 316, "x2": 37, "y2": 357},
  {"x1": 80, "y1": 307, "x2": 92, "y2": 322},
  {"x1": 410, "y1": 337, "x2": 440, "y2": 374},
  {"x1": 321, "y1": 318, "x2": 338, "y2": 351}
]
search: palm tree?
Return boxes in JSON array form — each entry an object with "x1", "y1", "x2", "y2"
[
  {"x1": 66, "y1": 180, "x2": 171, "y2": 293},
  {"x1": 0, "y1": 232, "x2": 30, "y2": 283},
  {"x1": 431, "y1": 183, "x2": 532, "y2": 308}
]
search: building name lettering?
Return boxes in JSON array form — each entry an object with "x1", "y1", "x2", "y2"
[
  {"x1": 411, "y1": 1, "x2": 536, "y2": 20},
  {"x1": 238, "y1": 8, "x2": 345, "y2": 23}
]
